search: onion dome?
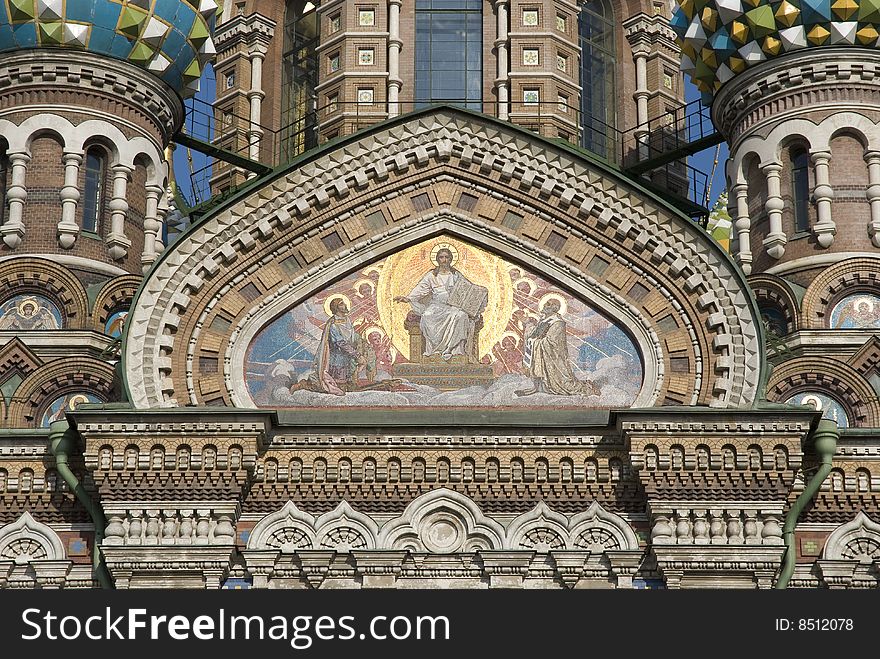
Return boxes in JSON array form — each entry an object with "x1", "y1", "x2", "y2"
[
  {"x1": 671, "y1": 0, "x2": 880, "y2": 102},
  {"x1": 0, "y1": 0, "x2": 218, "y2": 97}
]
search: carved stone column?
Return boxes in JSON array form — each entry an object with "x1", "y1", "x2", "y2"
[
  {"x1": 865, "y1": 150, "x2": 880, "y2": 247},
  {"x1": 0, "y1": 152, "x2": 29, "y2": 249},
  {"x1": 810, "y1": 150, "x2": 835, "y2": 247},
  {"x1": 246, "y1": 45, "x2": 267, "y2": 173},
  {"x1": 731, "y1": 182, "x2": 752, "y2": 274},
  {"x1": 388, "y1": 0, "x2": 403, "y2": 117},
  {"x1": 58, "y1": 151, "x2": 83, "y2": 248},
  {"x1": 494, "y1": 0, "x2": 509, "y2": 120},
  {"x1": 141, "y1": 183, "x2": 163, "y2": 271},
  {"x1": 106, "y1": 164, "x2": 133, "y2": 260},
  {"x1": 761, "y1": 162, "x2": 786, "y2": 259}
]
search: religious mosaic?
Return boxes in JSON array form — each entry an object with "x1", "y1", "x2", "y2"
[
  {"x1": 829, "y1": 293, "x2": 880, "y2": 329},
  {"x1": 785, "y1": 391, "x2": 849, "y2": 428},
  {"x1": 0, "y1": 294, "x2": 62, "y2": 330},
  {"x1": 246, "y1": 237, "x2": 643, "y2": 408},
  {"x1": 104, "y1": 310, "x2": 128, "y2": 338},
  {"x1": 40, "y1": 392, "x2": 102, "y2": 427}
]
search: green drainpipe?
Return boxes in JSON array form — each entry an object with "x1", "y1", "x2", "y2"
[
  {"x1": 776, "y1": 418, "x2": 839, "y2": 589},
  {"x1": 48, "y1": 419, "x2": 114, "y2": 589}
]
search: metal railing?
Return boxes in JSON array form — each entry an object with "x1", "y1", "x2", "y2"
[{"x1": 174, "y1": 96, "x2": 712, "y2": 219}]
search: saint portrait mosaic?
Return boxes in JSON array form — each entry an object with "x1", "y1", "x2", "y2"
[
  {"x1": 246, "y1": 237, "x2": 643, "y2": 408},
  {"x1": 0, "y1": 294, "x2": 62, "y2": 330}
]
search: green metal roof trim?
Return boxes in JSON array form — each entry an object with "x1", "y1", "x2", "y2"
[{"x1": 123, "y1": 105, "x2": 768, "y2": 406}]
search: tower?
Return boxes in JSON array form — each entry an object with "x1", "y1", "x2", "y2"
[{"x1": 0, "y1": 0, "x2": 218, "y2": 430}]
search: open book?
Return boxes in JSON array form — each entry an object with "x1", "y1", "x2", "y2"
[{"x1": 447, "y1": 277, "x2": 488, "y2": 317}]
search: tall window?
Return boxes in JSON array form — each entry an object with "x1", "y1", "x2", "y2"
[
  {"x1": 415, "y1": 0, "x2": 482, "y2": 110},
  {"x1": 280, "y1": 0, "x2": 319, "y2": 161},
  {"x1": 791, "y1": 147, "x2": 810, "y2": 233},
  {"x1": 81, "y1": 147, "x2": 106, "y2": 234},
  {"x1": 579, "y1": 0, "x2": 616, "y2": 159}
]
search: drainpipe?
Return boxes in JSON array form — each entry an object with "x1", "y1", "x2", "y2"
[
  {"x1": 776, "y1": 418, "x2": 838, "y2": 589},
  {"x1": 48, "y1": 419, "x2": 114, "y2": 589}
]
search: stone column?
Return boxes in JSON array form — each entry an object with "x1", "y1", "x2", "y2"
[
  {"x1": 866, "y1": 150, "x2": 880, "y2": 247},
  {"x1": 810, "y1": 150, "x2": 835, "y2": 247},
  {"x1": 494, "y1": 0, "x2": 509, "y2": 120},
  {"x1": 246, "y1": 45, "x2": 267, "y2": 175},
  {"x1": 57, "y1": 151, "x2": 83, "y2": 248},
  {"x1": 0, "y1": 151, "x2": 30, "y2": 249},
  {"x1": 632, "y1": 44, "x2": 651, "y2": 160},
  {"x1": 388, "y1": 0, "x2": 403, "y2": 117},
  {"x1": 141, "y1": 183, "x2": 163, "y2": 271},
  {"x1": 106, "y1": 164, "x2": 133, "y2": 261},
  {"x1": 732, "y1": 182, "x2": 752, "y2": 274},
  {"x1": 761, "y1": 162, "x2": 786, "y2": 259}
]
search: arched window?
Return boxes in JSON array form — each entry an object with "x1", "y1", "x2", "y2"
[
  {"x1": 415, "y1": 0, "x2": 482, "y2": 110},
  {"x1": 790, "y1": 147, "x2": 810, "y2": 232},
  {"x1": 579, "y1": 0, "x2": 616, "y2": 158},
  {"x1": 81, "y1": 147, "x2": 106, "y2": 234},
  {"x1": 280, "y1": 0, "x2": 319, "y2": 160}
]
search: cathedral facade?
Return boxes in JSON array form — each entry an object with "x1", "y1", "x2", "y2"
[{"x1": 0, "y1": 0, "x2": 878, "y2": 590}]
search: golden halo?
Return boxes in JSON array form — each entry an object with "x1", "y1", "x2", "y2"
[
  {"x1": 67, "y1": 394, "x2": 91, "y2": 410},
  {"x1": 323, "y1": 294, "x2": 352, "y2": 317},
  {"x1": 501, "y1": 330, "x2": 521, "y2": 347},
  {"x1": 17, "y1": 298, "x2": 39, "y2": 316},
  {"x1": 539, "y1": 292, "x2": 568, "y2": 316},
  {"x1": 855, "y1": 297, "x2": 875, "y2": 314},
  {"x1": 515, "y1": 277, "x2": 537, "y2": 295},
  {"x1": 801, "y1": 394, "x2": 824, "y2": 411},
  {"x1": 430, "y1": 242, "x2": 459, "y2": 266},
  {"x1": 365, "y1": 326, "x2": 386, "y2": 341},
  {"x1": 353, "y1": 278, "x2": 376, "y2": 297}
]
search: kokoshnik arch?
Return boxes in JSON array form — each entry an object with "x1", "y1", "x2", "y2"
[{"x1": 1, "y1": 0, "x2": 880, "y2": 590}]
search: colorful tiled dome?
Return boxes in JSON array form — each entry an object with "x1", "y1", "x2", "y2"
[
  {"x1": 0, "y1": 0, "x2": 218, "y2": 97},
  {"x1": 672, "y1": 0, "x2": 880, "y2": 102}
]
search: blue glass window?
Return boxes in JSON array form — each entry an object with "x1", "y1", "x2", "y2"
[
  {"x1": 579, "y1": 0, "x2": 616, "y2": 159},
  {"x1": 415, "y1": 0, "x2": 482, "y2": 111},
  {"x1": 791, "y1": 147, "x2": 810, "y2": 233},
  {"x1": 81, "y1": 147, "x2": 106, "y2": 234}
]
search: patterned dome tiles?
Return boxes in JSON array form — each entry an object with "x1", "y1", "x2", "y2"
[
  {"x1": 0, "y1": 0, "x2": 218, "y2": 97},
  {"x1": 672, "y1": 0, "x2": 880, "y2": 102}
]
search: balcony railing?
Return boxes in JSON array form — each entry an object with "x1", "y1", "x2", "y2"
[{"x1": 174, "y1": 96, "x2": 712, "y2": 221}]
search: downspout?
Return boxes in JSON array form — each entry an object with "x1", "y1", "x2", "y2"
[
  {"x1": 48, "y1": 419, "x2": 114, "y2": 589},
  {"x1": 776, "y1": 418, "x2": 838, "y2": 589}
]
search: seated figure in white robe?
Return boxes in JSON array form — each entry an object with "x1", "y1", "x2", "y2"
[{"x1": 395, "y1": 247, "x2": 484, "y2": 361}]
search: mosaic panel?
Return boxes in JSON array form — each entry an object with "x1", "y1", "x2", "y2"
[
  {"x1": 0, "y1": 294, "x2": 62, "y2": 329},
  {"x1": 829, "y1": 293, "x2": 880, "y2": 329},
  {"x1": 246, "y1": 237, "x2": 643, "y2": 408},
  {"x1": 40, "y1": 392, "x2": 102, "y2": 427},
  {"x1": 105, "y1": 309, "x2": 128, "y2": 338},
  {"x1": 785, "y1": 391, "x2": 849, "y2": 427}
]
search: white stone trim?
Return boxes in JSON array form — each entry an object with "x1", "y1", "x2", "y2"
[{"x1": 0, "y1": 512, "x2": 66, "y2": 563}]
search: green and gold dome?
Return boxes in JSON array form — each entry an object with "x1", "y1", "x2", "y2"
[
  {"x1": 672, "y1": 0, "x2": 880, "y2": 101},
  {"x1": 0, "y1": 0, "x2": 218, "y2": 97}
]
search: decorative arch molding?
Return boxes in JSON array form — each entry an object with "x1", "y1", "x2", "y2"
[
  {"x1": 6, "y1": 358, "x2": 114, "y2": 428},
  {"x1": 244, "y1": 491, "x2": 638, "y2": 554},
  {"x1": 729, "y1": 113, "x2": 880, "y2": 182},
  {"x1": 379, "y1": 488, "x2": 507, "y2": 553},
  {"x1": 801, "y1": 257, "x2": 880, "y2": 329},
  {"x1": 822, "y1": 511, "x2": 880, "y2": 562},
  {"x1": 0, "y1": 512, "x2": 66, "y2": 564},
  {"x1": 0, "y1": 256, "x2": 89, "y2": 329},
  {"x1": 124, "y1": 108, "x2": 762, "y2": 410},
  {"x1": 767, "y1": 357, "x2": 880, "y2": 427},
  {"x1": 91, "y1": 275, "x2": 140, "y2": 333},
  {"x1": 0, "y1": 115, "x2": 164, "y2": 178},
  {"x1": 748, "y1": 274, "x2": 801, "y2": 335}
]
